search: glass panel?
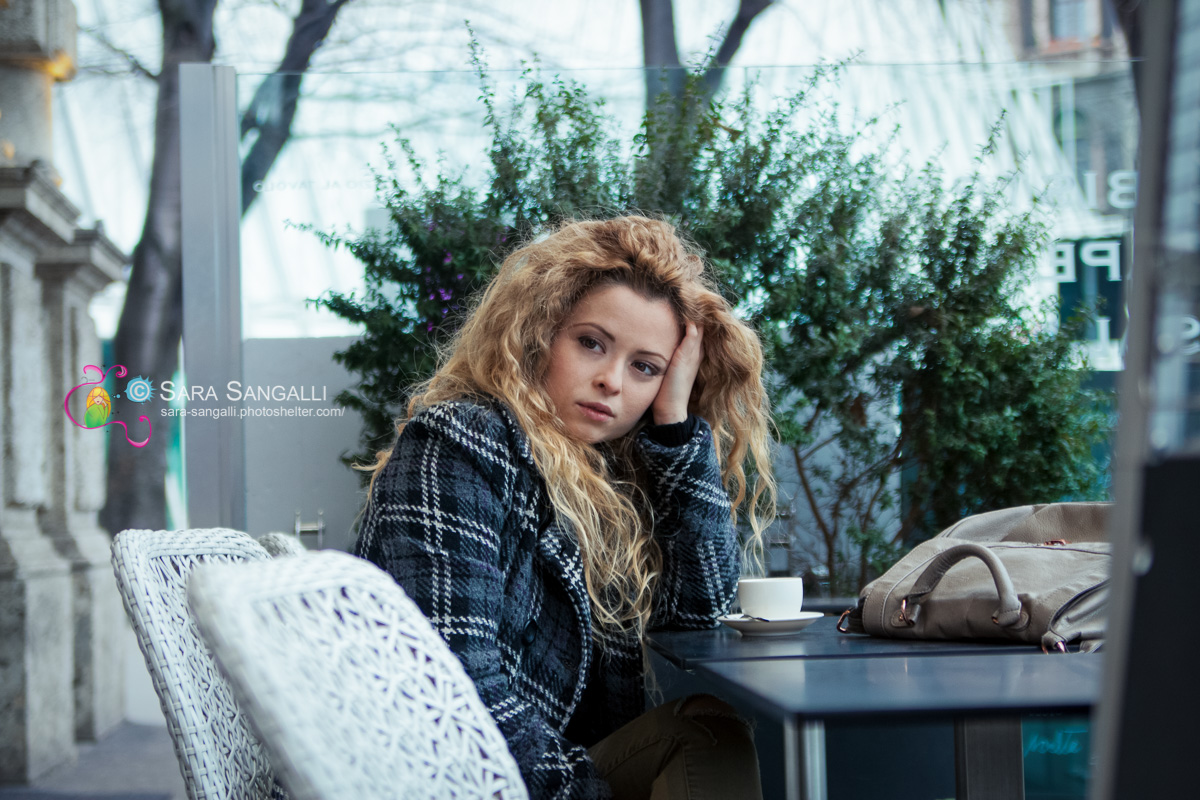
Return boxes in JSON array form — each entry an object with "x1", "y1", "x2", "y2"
[
  {"x1": 53, "y1": 1, "x2": 1138, "y2": 539},
  {"x1": 233, "y1": 57, "x2": 1137, "y2": 551},
  {"x1": 1148, "y1": 0, "x2": 1200, "y2": 455},
  {"x1": 235, "y1": 68, "x2": 648, "y2": 339},
  {"x1": 235, "y1": 62, "x2": 1138, "y2": 345}
]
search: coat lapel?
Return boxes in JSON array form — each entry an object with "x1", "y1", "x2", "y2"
[
  {"x1": 535, "y1": 508, "x2": 593, "y2": 720},
  {"x1": 498, "y1": 399, "x2": 596, "y2": 722}
]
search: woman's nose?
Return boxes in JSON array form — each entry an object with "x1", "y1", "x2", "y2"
[{"x1": 595, "y1": 362, "x2": 621, "y2": 393}]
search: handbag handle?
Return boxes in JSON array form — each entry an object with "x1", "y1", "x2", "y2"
[{"x1": 900, "y1": 543, "x2": 1023, "y2": 627}]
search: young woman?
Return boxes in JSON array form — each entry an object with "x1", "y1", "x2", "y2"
[{"x1": 354, "y1": 215, "x2": 776, "y2": 799}]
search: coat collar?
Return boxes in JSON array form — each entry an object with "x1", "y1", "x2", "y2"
[{"x1": 483, "y1": 396, "x2": 539, "y2": 470}]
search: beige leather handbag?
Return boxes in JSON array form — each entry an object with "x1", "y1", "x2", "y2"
[{"x1": 838, "y1": 503, "x2": 1111, "y2": 652}]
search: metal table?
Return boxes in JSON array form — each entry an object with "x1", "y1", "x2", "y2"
[
  {"x1": 646, "y1": 619, "x2": 1101, "y2": 800},
  {"x1": 648, "y1": 615, "x2": 1030, "y2": 667}
]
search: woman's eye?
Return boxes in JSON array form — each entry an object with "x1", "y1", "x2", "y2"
[
  {"x1": 578, "y1": 335, "x2": 602, "y2": 351},
  {"x1": 633, "y1": 361, "x2": 662, "y2": 377}
]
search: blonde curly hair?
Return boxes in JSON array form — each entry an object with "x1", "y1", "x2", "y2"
[{"x1": 368, "y1": 215, "x2": 776, "y2": 642}]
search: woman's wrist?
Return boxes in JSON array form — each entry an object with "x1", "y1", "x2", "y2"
[
  {"x1": 644, "y1": 415, "x2": 699, "y2": 446},
  {"x1": 652, "y1": 405, "x2": 688, "y2": 426}
]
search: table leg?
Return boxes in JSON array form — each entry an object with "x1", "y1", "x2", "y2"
[
  {"x1": 954, "y1": 716, "x2": 1024, "y2": 800},
  {"x1": 783, "y1": 718, "x2": 827, "y2": 800}
]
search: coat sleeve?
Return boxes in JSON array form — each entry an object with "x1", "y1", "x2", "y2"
[
  {"x1": 353, "y1": 403, "x2": 612, "y2": 800},
  {"x1": 637, "y1": 417, "x2": 740, "y2": 630}
]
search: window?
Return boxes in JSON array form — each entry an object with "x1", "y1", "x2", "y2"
[
  {"x1": 1021, "y1": 0, "x2": 1036, "y2": 49},
  {"x1": 1052, "y1": 0, "x2": 1089, "y2": 40}
]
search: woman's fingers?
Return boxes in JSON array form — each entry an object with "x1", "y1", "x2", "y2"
[{"x1": 653, "y1": 322, "x2": 703, "y2": 425}]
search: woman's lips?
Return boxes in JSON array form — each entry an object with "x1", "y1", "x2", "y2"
[{"x1": 577, "y1": 402, "x2": 614, "y2": 421}]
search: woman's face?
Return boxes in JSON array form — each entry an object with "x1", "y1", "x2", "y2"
[{"x1": 544, "y1": 283, "x2": 681, "y2": 443}]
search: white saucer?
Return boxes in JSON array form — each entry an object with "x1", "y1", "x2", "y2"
[{"x1": 718, "y1": 611, "x2": 824, "y2": 637}]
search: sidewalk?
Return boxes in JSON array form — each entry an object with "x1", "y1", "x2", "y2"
[
  {"x1": 1, "y1": 625, "x2": 186, "y2": 800},
  {"x1": 0, "y1": 722, "x2": 186, "y2": 800}
]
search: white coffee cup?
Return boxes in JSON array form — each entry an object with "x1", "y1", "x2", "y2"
[{"x1": 737, "y1": 577, "x2": 805, "y2": 620}]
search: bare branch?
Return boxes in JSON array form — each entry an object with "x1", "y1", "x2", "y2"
[
  {"x1": 799, "y1": 432, "x2": 838, "y2": 461},
  {"x1": 239, "y1": 0, "x2": 353, "y2": 217},
  {"x1": 79, "y1": 27, "x2": 159, "y2": 81},
  {"x1": 701, "y1": 0, "x2": 775, "y2": 98},
  {"x1": 858, "y1": 477, "x2": 889, "y2": 534},
  {"x1": 790, "y1": 444, "x2": 835, "y2": 555},
  {"x1": 802, "y1": 405, "x2": 823, "y2": 435},
  {"x1": 892, "y1": 495, "x2": 926, "y2": 547}
]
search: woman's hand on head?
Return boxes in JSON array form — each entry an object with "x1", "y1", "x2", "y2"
[{"x1": 652, "y1": 322, "x2": 703, "y2": 426}]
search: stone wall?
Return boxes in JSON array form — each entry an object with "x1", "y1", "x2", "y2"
[
  {"x1": 0, "y1": 0, "x2": 128, "y2": 783},
  {"x1": 38, "y1": 229, "x2": 126, "y2": 742}
]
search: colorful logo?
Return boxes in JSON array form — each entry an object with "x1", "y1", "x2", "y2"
[
  {"x1": 63, "y1": 365, "x2": 152, "y2": 448},
  {"x1": 84, "y1": 386, "x2": 111, "y2": 428}
]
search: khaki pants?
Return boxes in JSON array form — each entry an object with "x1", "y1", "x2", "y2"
[{"x1": 588, "y1": 694, "x2": 763, "y2": 800}]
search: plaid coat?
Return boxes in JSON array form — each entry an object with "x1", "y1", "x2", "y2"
[{"x1": 354, "y1": 398, "x2": 739, "y2": 800}]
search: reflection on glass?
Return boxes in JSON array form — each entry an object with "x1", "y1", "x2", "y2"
[
  {"x1": 1148, "y1": 0, "x2": 1200, "y2": 455},
  {"x1": 237, "y1": 63, "x2": 1138, "y2": 353}
]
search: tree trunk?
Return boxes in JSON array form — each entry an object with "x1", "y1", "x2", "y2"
[
  {"x1": 639, "y1": 0, "x2": 684, "y2": 107},
  {"x1": 100, "y1": 0, "x2": 351, "y2": 535},
  {"x1": 639, "y1": 0, "x2": 775, "y2": 110},
  {"x1": 240, "y1": 0, "x2": 350, "y2": 217},
  {"x1": 100, "y1": 0, "x2": 218, "y2": 535}
]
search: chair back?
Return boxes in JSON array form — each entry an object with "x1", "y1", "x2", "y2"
[
  {"x1": 187, "y1": 550, "x2": 529, "y2": 800},
  {"x1": 255, "y1": 532, "x2": 307, "y2": 556},
  {"x1": 111, "y1": 528, "x2": 279, "y2": 800}
]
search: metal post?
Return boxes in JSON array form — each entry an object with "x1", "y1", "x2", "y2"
[
  {"x1": 783, "y1": 718, "x2": 827, "y2": 800},
  {"x1": 955, "y1": 717, "x2": 1024, "y2": 800},
  {"x1": 1092, "y1": 1, "x2": 1188, "y2": 798},
  {"x1": 179, "y1": 64, "x2": 245, "y2": 530}
]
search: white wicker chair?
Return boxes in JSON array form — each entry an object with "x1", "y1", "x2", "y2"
[
  {"x1": 187, "y1": 550, "x2": 530, "y2": 800},
  {"x1": 111, "y1": 528, "x2": 284, "y2": 800},
  {"x1": 255, "y1": 532, "x2": 307, "y2": 557}
]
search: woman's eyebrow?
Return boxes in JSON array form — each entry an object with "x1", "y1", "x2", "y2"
[
  {"x1": 634, "y1": 348, "x2": 670, "y2": 363},
  {"x1": 571, "y1": 321, "x2": 615, "y2": 342}
]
